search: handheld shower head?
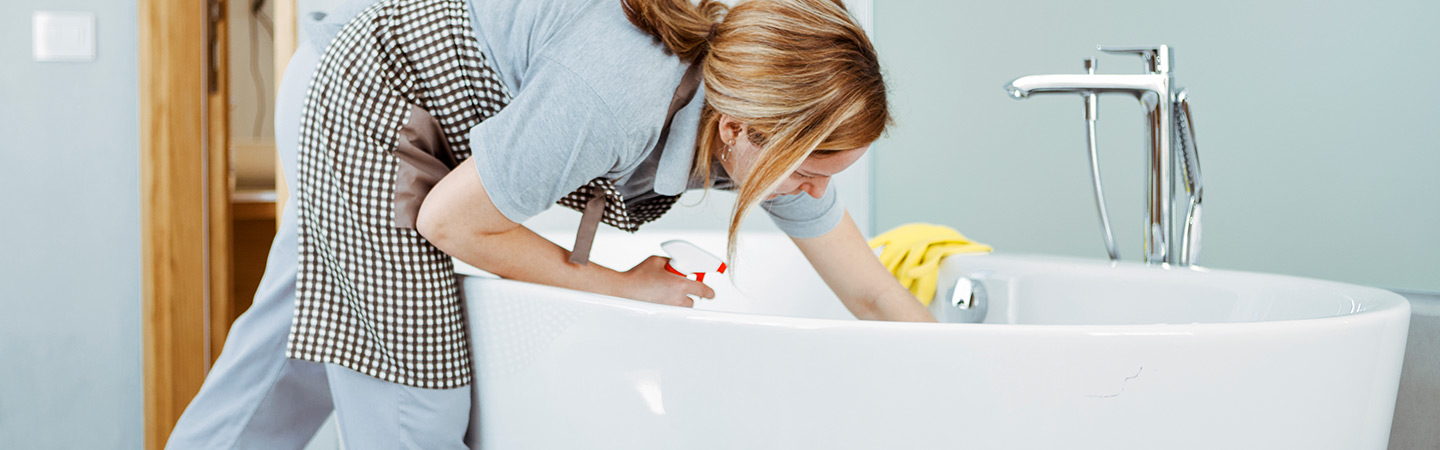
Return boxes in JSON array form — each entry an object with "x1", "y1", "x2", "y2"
[{"x1": 1173, "y1": 89, "x2": 1203, "y2": 265}]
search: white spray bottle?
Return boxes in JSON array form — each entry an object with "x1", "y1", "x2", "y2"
[{"x1": 661, "y1": 240, "x2": 728, "y2": 292}]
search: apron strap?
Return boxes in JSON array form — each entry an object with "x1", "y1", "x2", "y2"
[
  {"x1": 569, "y1": 63, "x2": 703, "y2": 265},
  {"x1": 568, "y1": 188, "x2": 608, "y2": 265}
]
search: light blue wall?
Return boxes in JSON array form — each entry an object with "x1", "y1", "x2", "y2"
[
  {"x1": 0, "y1": 1, "x2": 143, "y2": 448},
  {"x1": 871, "y1": 0, "x2": 1440, "y2": 291}
]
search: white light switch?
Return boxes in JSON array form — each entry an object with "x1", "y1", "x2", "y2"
[{"x1": 33, "y1": 11, "x2": 96, "y2": 62}]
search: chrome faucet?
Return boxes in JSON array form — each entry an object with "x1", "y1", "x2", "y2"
[{"x1": 1004, "y1": 45, "x2": 1203, "y2": 266}]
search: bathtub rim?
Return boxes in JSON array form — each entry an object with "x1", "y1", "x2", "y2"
[{"x1": 459, "y1": 266, "x2": 1411, "y2": 335}]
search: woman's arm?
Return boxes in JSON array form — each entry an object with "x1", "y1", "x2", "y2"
[
  {"x1": 791, "y1": 210, "x2": 938, "y2": 322},
  {"x1": 417, "y1": 159, "x2": 713, "y2": 307}
]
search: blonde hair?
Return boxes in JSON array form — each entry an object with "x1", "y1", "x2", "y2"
[{"x1": 624, "y1": 0, "x2": 891, "y2": 266}]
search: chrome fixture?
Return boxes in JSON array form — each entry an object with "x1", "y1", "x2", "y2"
[
  {"x1": 932, "y1": 275, "x2": 989, "y2": 324},
  {"x1": 950, "y1": 277, "x2": 979, "y2": 309},
  {"x1": 1173, "y1": 89, "x2": 1203, "y2": 266},
  {"x1": 1004, "y1": 45, "x2": 1204, "y2": 266},
  {"x1": 1082, "y1": 58, "x2": 1120, "y2": 262}
]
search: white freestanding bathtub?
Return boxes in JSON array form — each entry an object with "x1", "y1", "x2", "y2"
[{"x1": 458, "y1": 230, "x2": 1410, "y2": 449}]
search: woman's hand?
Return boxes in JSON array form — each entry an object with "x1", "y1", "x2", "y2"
[{"x1": 617, "y1": 255, "x2": 716, "y2": 308}]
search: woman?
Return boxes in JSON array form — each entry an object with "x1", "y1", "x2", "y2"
[{"x1": 168, "y1": 0, "x2": 934, "y2": 448}]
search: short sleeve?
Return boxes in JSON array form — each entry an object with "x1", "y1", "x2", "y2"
[
  {"x1": 468, "y1": 56, "x2": 627, "y2": 224},
  {"x1": 760, "y1": 182, "x2": 844, "y2": 238}
]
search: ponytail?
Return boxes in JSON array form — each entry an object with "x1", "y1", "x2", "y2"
[{"x1": 622, "y1": 0, "x2": 729, "y2": 62}]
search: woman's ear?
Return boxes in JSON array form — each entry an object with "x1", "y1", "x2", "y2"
[{"x1": 718, "y1": 115, "x2": 746, "y2": 144}]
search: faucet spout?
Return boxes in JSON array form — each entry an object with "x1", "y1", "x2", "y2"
[{"x1": 1004, "y1": 74, "x2": 1168, "y2": 99}]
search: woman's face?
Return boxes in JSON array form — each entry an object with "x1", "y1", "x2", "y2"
[{"x1": 717, "y1": 116, "x2": 868, "y2": 200}]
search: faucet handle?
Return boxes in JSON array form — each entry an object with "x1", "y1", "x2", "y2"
[{"x1": 1097, "y1": 45, "x2": 1171, "y2": 74}]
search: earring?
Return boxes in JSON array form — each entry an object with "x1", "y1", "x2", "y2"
[{"x1": 721, "y1": 145, "x2": 731, "y2": 161}]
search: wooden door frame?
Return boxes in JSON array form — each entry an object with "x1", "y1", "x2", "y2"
[
  {"x1": 138, "y1": 0, "x2": 231, "y2": 448},
  {"x1": 141, "y1": 0, "x2": 297, "y2": 445}
]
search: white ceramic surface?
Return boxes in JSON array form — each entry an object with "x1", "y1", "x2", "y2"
[{"x1": 458, "y1": 230, "x2": 1410, "y2": 449}]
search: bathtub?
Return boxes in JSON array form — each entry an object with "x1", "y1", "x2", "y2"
[{"x1": 457, "y1": 230, "x2": 1409, "y2": 449}]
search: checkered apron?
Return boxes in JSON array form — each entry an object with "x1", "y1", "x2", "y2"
[{"x1": 289, "y1": 0, "x2": 693, "y2": 388}]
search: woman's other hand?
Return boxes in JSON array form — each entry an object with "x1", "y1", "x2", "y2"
[{"x1": 617, "y1": 255, "x2": 715, "y2": 308}]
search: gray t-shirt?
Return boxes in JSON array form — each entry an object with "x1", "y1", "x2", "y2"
[{"x1": 305, "y1": 0, "x2": 844, "y2": 238}]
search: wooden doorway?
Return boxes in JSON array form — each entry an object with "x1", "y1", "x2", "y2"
[{"x1": 138, "y1": 0, "x2": 296, "y2": 448}]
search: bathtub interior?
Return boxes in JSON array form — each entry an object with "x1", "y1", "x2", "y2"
[
  {"x1": 454, "y1": 229, "x2": 1403, "y2": 326},
  {"x1": 939, "y1": 253, "x2": 1399, "y2": 325}
]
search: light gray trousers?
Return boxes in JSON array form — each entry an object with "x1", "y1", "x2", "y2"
[{"x1": 164, "y1": 40, "x2": 471, "y2": 450}]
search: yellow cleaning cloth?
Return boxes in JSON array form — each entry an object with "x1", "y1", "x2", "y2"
[{"x1": 868, "y1": 223, "x2": 993, "y2": 307}]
